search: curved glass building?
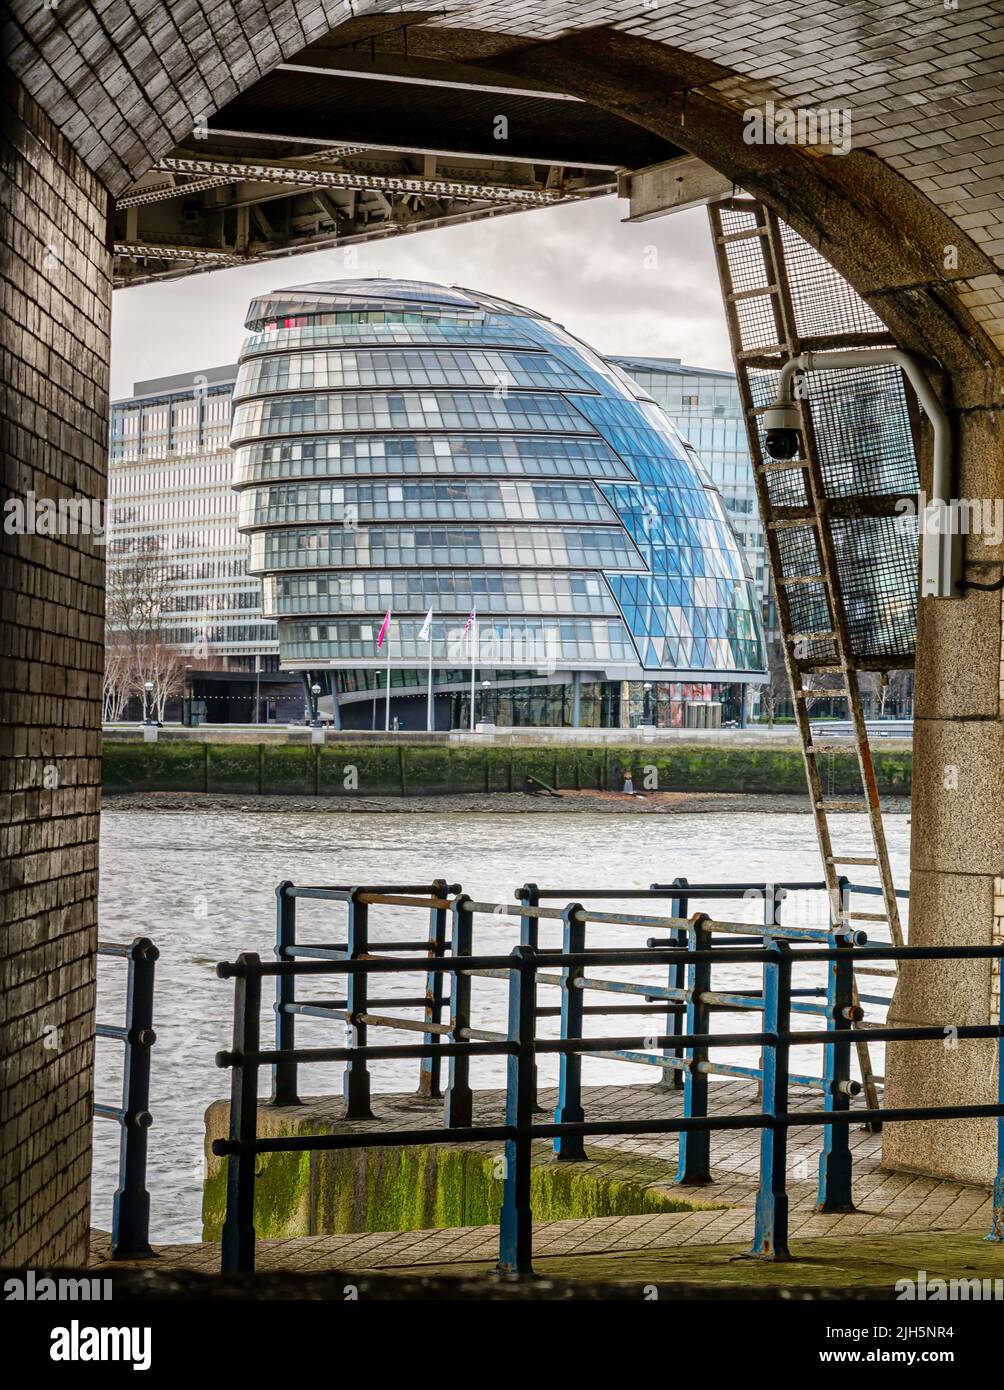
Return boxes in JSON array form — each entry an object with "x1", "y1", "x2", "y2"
[{"x1": 231, "y1": 280, "x2": 765, "y2": 729}]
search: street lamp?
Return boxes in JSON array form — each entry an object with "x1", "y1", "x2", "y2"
[
  {"x1": 310, "y1": 682, "x2": 322, "y2": 727},
  {"x1": 642, "y1": 681, "x2": 653, "y2": 726},
  {"x1": 143, "y1": 680, "x2": 155, "y2": 726}
]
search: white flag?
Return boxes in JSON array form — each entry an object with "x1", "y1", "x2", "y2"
[{"x1": 418, "y1": 607, "x2": 433, "y2": 641}]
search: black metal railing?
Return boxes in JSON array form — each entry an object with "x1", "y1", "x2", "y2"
[
  {"x1": 214, "y1": 893, "x2": 1004, "y2": 1275},
  {"x1": 95, "y1": 937, "x2": 158, "y2": 1257}
]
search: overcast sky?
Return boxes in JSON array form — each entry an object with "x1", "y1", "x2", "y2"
[{"x1": 110, "y1": 197, "x2": 731, "y2": 397}]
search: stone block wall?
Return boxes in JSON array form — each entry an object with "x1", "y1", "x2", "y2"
[{"x1": 0, "y1": 78, "x2": 111, "y2": 1266}]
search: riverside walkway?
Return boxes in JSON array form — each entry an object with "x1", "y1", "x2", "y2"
[{"x1": 89, "y1": 1081, "x2": 997, "y2": 1291}]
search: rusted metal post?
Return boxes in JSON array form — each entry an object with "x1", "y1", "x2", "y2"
[
  {"x1": 750, "y1": 938, "x2": 792, "y2": 1259},
  {"x1": 816, "y1": 911, "x2": 856, "y2": 1213},
  {"x1": 445, "y1": 894, "x2": 474, "y2": 1127},
  {"x1": 418, "y1": 878, "x2": 449, "y2": 1099},
  {"x1": 517, "y1": 882, "x2": 542, "y2": 1109},
  {"x1": 271, "y1": 880, "x2": 301, "y2": 1106},
  {"x1": 110, "y1": 937, "x2": 157, "y2": 1258},
  {"x1": 554, "y1": 903, "x2": 587, "y2": 1161},
  {"x1": 661, "y1": 877, "x2": 688, "y2": 1090},
  {"x1": 221, "y1": 953, "x2": 262, "y2": 1274},
  {"x1": 676, "y1": 913, "x2": 713, "y2": 1185},
  {"x1": 497, "y1": 945, "x2": 536, "y2": 1276},
  {"x1": 342, "y1": 888, "x2": 373, "y2": 1119}
]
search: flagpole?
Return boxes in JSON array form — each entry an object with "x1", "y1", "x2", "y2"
[
  {"x1": 385, "y1": 619, "x2": 391, "y2": 732},
  {"x1": 427, "y1": 621, "x2": 434, "y2": 732},
  {"x1": 469, "y1": 615, "x2": 477, "y2": 731}
]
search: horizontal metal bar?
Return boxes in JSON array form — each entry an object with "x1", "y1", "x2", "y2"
[
  {"x1": 219, "y1": 1041, "x2": 516, "y2": 1066},
  {"x1": 357, "y1": 1013, "x2": 452, "y2": 1035},
  {"x1": 212, "y1": 1100, "x2": 1004, "y2": 1159},
  {"x1": 285, "y1": 945, "x2": 348, "y2": 958},
  {"x1": 218, "y1": 942, "x2": 1004, "y2": 980},
  {"x1": 93, "y1": 1104, "x2": 126, "y2": 1122}
]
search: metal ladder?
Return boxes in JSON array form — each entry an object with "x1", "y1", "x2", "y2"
[{"x1": 709, "y1": 197, "x2": 910, "y2": 1115}]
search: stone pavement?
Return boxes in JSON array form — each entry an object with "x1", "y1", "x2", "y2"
[{"x1": 91, "y1": 1080, "x2": 996, "y2": 1278}]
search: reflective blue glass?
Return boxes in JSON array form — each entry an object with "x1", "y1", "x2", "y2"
[{"x1": 232, "y1": 279, "x2": 766, "y2": 680}]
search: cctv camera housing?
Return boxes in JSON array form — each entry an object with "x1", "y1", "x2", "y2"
[{"x1": 763, "y1": 402, "x2": 802, "y2": 460}]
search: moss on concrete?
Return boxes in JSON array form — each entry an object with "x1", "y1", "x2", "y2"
[
  {"x1": 202, "y1": 1115, "x2": 714, "y2": 1241},
  {"x1": 105, "y1": 738, "x2": 912, "y2": 799},
  {"x1": 404, "y1": 1231, "x2": 1004, "y2": 1291}
]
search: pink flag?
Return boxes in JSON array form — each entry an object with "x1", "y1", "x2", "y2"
[
  {"x1": 377, "y1": 609, "x2": 391, "y2": 649},
  {"x1": 463, "y1": 607, "x2": 477, "y2": 636}
]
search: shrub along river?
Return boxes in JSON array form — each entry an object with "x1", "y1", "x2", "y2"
[{"x1": 93, "y1": 806, "x2": 910, "y2": 1243}]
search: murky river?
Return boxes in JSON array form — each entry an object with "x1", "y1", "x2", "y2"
[{"x1": 94, "y1": 808, "x2": 909, "y2": 1241}]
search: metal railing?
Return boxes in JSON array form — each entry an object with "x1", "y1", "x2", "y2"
[
  {"x1": 95, "y1": 937, "x2": 158, "y2": 1257},
  {"x1": 268, "y1": 877, "x2": 902, "y2": 1113},
  {"x1": 214, "y1": 894, "x2": 1004, "y2": 1275}
]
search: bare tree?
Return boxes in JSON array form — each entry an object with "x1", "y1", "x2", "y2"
[
  {"x1": 102, "y1": 632, "x2": 132, "y2": 723},
  {"x1": 759, "y1": 639, "x2": 792, "y2": 729},
  {"x1": 105, "y1": 536, "x2": 188, "y2": 721},
  {"x1": 133, "y1": 639, "x2": 187, "y2": 722}
]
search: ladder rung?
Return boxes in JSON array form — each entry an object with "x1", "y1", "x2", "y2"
[
  {"x1": 812, "y1": 740, "x2": 857, "y2": 752},
  {"x1": 826, "y1": 856, "x2": 878, "y2": 865},
  {"x1": 798, "y1": 662, "x2": 843, "y2": 674},
  {"x1": 738, "y1": 343, "x2": 785, "y2": 359},
  {"x1": 778, "y1": 574, "x2": 825, "y2": 585},
  {"x1": 727, "y1": 284, "x2": 778, "y2": 301},
  {"x1": 716, "y1": 225, "x2": 768, "y2": 244},
  {"x1": 797, "y1": 689, "x2": 849, "y2": 700},
  {"x1": 757, "y1": 459, "x2": 810, "y2": 472},
  {"x1": 843, "y1": 912, "x2": 889, "y2": 923},
  {"x1": 768, "y1": 517, "x2": 817, "y2": 531},
  {"x1": 854, "y1": 967, "x2": 898, "y2": 979},
  {"x1": 815, "y1": 799, "x2": 866, "y2": 811},
  {"x1": 790, "y1": 631, "x2": 836, "y2": 642}
]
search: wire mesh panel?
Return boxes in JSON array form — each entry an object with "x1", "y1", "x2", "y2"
[
  {"x1": 831, "y1": 514, "x2": 918, "y2": 660},
  {"x1": 718, "y1": 210, "x2": 919, "y2": 665},
  {"x1": 807, "y1": 363, "x2": 919, "y2": 499},
  {"x1": 779, "y1": 222, "x2": 887, "y2": 340}
]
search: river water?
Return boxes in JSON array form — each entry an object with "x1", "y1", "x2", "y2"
[{"x1": 93, "y1": 807, "x2": 910, "y2": 1242}]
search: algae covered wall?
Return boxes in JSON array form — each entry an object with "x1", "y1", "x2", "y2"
[
  {"x1": 202, "y1": 1101, "x2": 711, "y2": 1240},
  {"x1": 104, "y1": 739, "x2": 912, "y2": 799}
]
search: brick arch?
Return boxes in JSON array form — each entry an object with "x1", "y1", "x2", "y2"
[{"x1": 3, "y1": 2, "x2": 1003, "y2": 1265}]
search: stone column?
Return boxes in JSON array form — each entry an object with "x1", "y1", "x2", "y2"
[
  {"x1": 884, "y1": 398, "x2": 1004, "y2": 1184},
  {"x1": 0, "y1": 82, "x2": 112, "y2": 1265}
]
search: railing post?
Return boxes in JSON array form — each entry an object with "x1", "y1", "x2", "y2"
[
  {"x1": 554, "y1": 903, "x2": 587, "y2": 1161},
  {"x1": 221, "y1": 952, "x2": 262, "y2": 1274},
  {"x1": 661, "y1": 877, "x2": 689, "y2": 1089},
  {"x1": 111, "y1": 937, "x2": 157, "y2": 1258},
  {"x1": 445, "y1": 894, "x2": 474, "y2": 1127},
  {"x1": 676, "y1": 912, "x2": 713, "y2": 1185},
  {"x1": 419, "y1": 878, "x2": 450, "y2": 1099},
  {"x1": 816, "y1": 918, "x2": 856, "y2": 1213},
  {"x1": 498, "y1": 945, "x2": 536, "y2": 1276},
  {"x1": 272, "y1": 880, "x2": 301, "y2": 1106},
  {"x1": 750, "y1": 937, "x2": 792, "y2": 1260},
  {"x1": 517, "y1": 882, "x2": 542, "y2": 1110},
  {"x1": 343, "y1": 888, "x2": 373, "y2": 1119}
]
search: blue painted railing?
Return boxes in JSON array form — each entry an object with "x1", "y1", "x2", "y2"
[
  {"x1": 214, "y1": 887, "x2": 1003, "y2": 1275},
  {"x1": 95, "y1": 937, "x2": 158, "y2": 1257}
]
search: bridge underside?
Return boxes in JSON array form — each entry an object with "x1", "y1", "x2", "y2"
[{"x1": 111, "y1": 21, "x2": 681, "y2": 287}]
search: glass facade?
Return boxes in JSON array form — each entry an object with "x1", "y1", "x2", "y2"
[
  {"x1": 609, "y1": 356, "x2": 777, "y2": 638},
  {"x1": 109, "y1": 367, "x2": 280, "y2": 670},
  {"x1": 231, "y1": 281, "x2": 767, "y2": 728}
]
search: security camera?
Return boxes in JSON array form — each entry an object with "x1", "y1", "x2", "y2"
[{"x1": 763, "y1": 401, "x2": 802, "y2": 460}]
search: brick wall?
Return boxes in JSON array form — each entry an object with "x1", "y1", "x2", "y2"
[{"x1": 0, "y1": 78, "x2": 111, "y2": 1266}]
